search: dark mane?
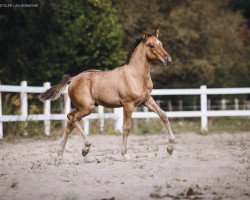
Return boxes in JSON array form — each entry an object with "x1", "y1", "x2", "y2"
[{"x1": 120, "y1": 34, "x2": 152, "y2": 66}]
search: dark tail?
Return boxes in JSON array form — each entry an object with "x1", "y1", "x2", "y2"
[{"x1": 39, "y1": 75, "x2": 71, "y2": 101}]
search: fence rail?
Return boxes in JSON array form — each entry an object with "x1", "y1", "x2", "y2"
[{"x1": 0, "y1": 81, "x2": 250, "y2": 139}]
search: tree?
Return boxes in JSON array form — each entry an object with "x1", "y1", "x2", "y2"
[
  {"x1": 230, "y1": 0, "x2": 250, "y2": 27},
  {"x1": 0, "y1": 0, "x2": 125, "y2": 85},
  {"x1": 114, "y1": 0, "x2": 250, "y2": 88}
]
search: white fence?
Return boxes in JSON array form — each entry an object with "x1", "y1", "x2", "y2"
[{"x1": 0, "y1": 81, "x2": 250, "y2": 139}]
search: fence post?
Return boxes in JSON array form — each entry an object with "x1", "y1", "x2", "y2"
[
  {"x1": 43, "y1": 82, "x2": 51, "y2": 135},
  {"x1": 221, "y1": 98, "x2": 227, "y2": 110},
  {"x1": 0, "y1": 81, "x2": 2, "y2": 139},
  {"x1": 21, "y1": 81, "x2": 28, "y2": 119},
  {"x1": 200, "y1": 85, "x2": 208, "y2": 131},
  {"x1": 234, "y1": 98, "x2": 239, "y2": 110},
  {"x1": 64, "y1": 86, "x2": 70, "y2": 115},
  {"x1": 98, "y1": 105, "x2": 104, "y2": 132},
  {"x1": 21, "y1": 81, "x2": 28, "y2": 135},
  {"x1": 83, "y1": 118, "x2": 89, "y2": 135},
  {"x1": 143, "y1": 106, "x2": 149, "y2": 121},
  {"x1": 63, "y1": 87, "x2": 71, "y2": 131},
  {"x1": 167, "y1": 100, "x2": 173, "y2": 111},
  {"x1": 178, "y1": 100, "x2": 183, "y2": 111},
  {"x1": 114, "y1": 107, "x2": 123, "y2": 133}
]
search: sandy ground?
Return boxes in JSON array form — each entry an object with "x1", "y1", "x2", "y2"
[{"x1": 0, "y1": 132, "x2": 249, "y2": 200}]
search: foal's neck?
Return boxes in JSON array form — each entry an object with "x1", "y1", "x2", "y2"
[{"x1": 128, "y1": 43, "x2": 151, "y2": 78}]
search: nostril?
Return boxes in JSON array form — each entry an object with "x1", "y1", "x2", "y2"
[{"x1": 165, "y1": 57, "x2": 172, "y2": 64}]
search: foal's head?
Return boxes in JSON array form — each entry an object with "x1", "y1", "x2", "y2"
[{"x1": 143, "y1": 29, "x2": 172, "y2": 66}]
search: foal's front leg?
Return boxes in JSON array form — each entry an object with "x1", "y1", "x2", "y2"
[
  {"x1": 144, "y1": 96, "x2": 175, "y2": 154},
  {"x1": 121, "y1": 103, "x2": 134, "y2": 159}
]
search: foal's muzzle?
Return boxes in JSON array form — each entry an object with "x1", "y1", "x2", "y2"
[
  {"x1": 162, "y1": 56, "x2": 172, "y2": 66},
  {"x1": 158, "y1": 55, "x2": 172, "y2": 66},
  {"x1": 165, "y1": 57, "x2": 172, "y2": 65}
]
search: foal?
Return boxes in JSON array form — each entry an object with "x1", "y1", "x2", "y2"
[{"x1": 40, "y1": 29, "x2": 175, "y2": 160}]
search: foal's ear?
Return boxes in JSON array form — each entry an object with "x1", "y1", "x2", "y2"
[
  {"x1": 154, "y1": 28, "x2": 159, "y2": 38},
  {"x1": 142, "y1": 29, "x2": 148, "y2": 42}
]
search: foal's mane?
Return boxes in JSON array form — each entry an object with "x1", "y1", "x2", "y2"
[{"x1": 120, "y1": 33, "x2": 152, "y2": 66}]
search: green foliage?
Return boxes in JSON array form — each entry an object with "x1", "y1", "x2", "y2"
[
  {"x1": 230, "y1": 0, "x2": 250, "y2": 26},
  {"x1": 114, "y1": 0, "x2": 250, "y2": 88},
  {"x1": 0, "y1": 0, "x2": 125, "y2": 85},
  {"x1": 163, "y1": 1, "x2": 249, "y2": 88},
  {"x1": 0, "y1": 0, "x2": 249, "y2": 88}
]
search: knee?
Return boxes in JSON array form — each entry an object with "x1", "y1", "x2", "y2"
[
  {"x1": 67, "y1": 112, "x2": 83, "y2": 123},
  {"x1": 67, "y1": 113, "x2": 75, "y2": 122},
  {"x1": 123, "y1": 119, "x2": 131, "y2": 128},
  {"x1": 123, "y1": 127, "x2": 131, "y2": 133},
  {"x1": 160, "y1": 113, "x2": 169, "y2": 122},
  {"x1": 123, "y1": 124, "x2": 131, "y2": 134}
]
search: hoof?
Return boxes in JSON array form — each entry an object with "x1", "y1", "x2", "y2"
[
  {"x1": 55, "y1": 157, "x2": 63, "y2": 165},
  {"x1": 122, "y1": 154, "x2": 130, "y2": 161},
  {"x1": 57, "y1": 150, "x2": 63, "y2": 161},
  {"x1": 57, "y1": 155, "x2": 63, "y2": 162},
  {"x1": 167, "y1": 144, "x2": 174, "y2": 155},
  {"x1": 82, "y1": 143, "x2": 91, "y2": 157},
  {"x1": 82, "y1": 149, "x2": 90, "y2": 157}
]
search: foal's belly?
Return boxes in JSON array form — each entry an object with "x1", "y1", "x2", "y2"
[
  {"x1": 95, "y1": 95, "x2": 123, "y2": 108},
  {"x1": 92, "y1": 87, "x2": 123, "y2": 108},
  {"x1": 92, "y1": 86, "x2": 151, "y2": 108}
]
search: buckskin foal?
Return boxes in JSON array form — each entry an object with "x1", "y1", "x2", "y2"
[{"x1": 39, "y1": 29, "x2": 175, "y2": 160}]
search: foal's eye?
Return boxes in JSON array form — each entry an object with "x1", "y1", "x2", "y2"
[{"x1": 147, "y1": 44, "x2": 155, "y2": 48}]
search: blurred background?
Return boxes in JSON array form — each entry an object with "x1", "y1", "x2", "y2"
[{"x1": 0, "y1": 0, "x2": 249, "y2": 138}]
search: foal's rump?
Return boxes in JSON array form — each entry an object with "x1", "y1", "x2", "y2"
[{"x1": 39, "y1": 69, "x2": 101, "y2": 102}]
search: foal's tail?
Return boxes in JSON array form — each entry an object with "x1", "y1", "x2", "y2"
[{"x1": 39, "y1": 75, "x2": 71, "y2": 101}]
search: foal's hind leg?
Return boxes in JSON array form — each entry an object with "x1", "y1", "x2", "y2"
[
  {"x1": 57, "y1": 121, "x2": 74, "y2": 160},
  {"x1": 67, "y1": 110, "x2": 92, "y2": 157},
  {"x1": 144, "y1": 96, "x2": 175, "y2": 154}
]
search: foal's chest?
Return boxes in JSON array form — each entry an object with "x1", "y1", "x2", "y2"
[{"x1": 134, "y1": 81, "x2": 153, "y2": 105}]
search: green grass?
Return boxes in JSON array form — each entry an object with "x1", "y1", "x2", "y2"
[
  {"x1": 1, "y1": 117, "x2": 249, "y2": 141},
  {"x1": 2, "y1": 121, "x2": 63, "y2": 142},
  {"x1": 208, "y1": 117, "x2": 250, "y2": 133},
  {"x1": 87, "y1": 117, "x2": 250, "y2": 135},
  {"x1": 130, "y1": 117, "x2": 250, "y2": 135}
]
